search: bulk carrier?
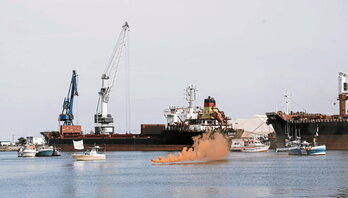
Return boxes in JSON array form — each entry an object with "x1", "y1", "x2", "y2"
[
  {"x1": 266, "y1": 72, "x2": 348, "y2": 150},
  {"x1": 41, "y1": 22, "x2": 235, "y2": 151}
]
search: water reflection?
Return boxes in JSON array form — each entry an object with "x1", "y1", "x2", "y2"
[{"x1": 331, "y1": 187, "x2": 348, "y2": 198}]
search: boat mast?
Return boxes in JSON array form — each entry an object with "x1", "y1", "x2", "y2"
[{"x1": 284, "y1": 90, "x2": 291, "y2": 139}]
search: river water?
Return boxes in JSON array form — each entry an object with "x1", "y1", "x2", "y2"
[{"x1": 1, "y1": 151, "x2": 347, "y2": 198}]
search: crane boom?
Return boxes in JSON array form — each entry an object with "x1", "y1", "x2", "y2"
[
  {"x1": 94, "y1": 22, "x2": 129, "y2": 134},
  {"x1": 59, "y1": 70, "x2": 79, "y2": 125}
]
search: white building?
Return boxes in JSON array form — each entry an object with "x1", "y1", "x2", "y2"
[
  {"x1": 0, "y1": 141, "x2": 12, "y2": 146},
  {"x1": 26, "y1": 136, "x2": 44, "y2": 145},
  {"x1": 232, "y1": 115, "x2": 274, "y2": 138}
]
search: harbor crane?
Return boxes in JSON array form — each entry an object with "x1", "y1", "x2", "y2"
[
  {"x1": 59, "y1": 70, "x2": 79, "y2": 126},
  {"x1": 94, "y1": 22, "x2": 129, "y2": 134}
]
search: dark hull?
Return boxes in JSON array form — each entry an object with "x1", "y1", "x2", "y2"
[
  {"x1": 266, "y1": 112, "x2": 348, "y2": 149},
  {"x1": 44, "y1": 131, "x2": 205, "y2": 151}
]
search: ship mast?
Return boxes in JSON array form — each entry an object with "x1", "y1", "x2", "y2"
[
  {"x1": 284, "y1": 90, "x2": 290, "y2": 115},
  {"x1": 338, "y1": 72, "x2": 348, "y2": 116},
  {"x1": 185, "y1": 85, "x2": 197, "y2": 109}
]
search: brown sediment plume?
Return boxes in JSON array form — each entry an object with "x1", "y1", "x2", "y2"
[{"x1": 151, "y1": 131, "x2": 230, "y2": 164}]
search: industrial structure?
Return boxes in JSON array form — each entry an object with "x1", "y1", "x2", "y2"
[
  {"x1": 94, "y1": 22, "x2": 129, "y2": 134},
  {"x1": 58, "y1": 70, "x2": 81, "y2": 136}
]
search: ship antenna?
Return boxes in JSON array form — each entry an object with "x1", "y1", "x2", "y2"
[{"x1": 185, "y1": 85, "x2": 197, "y2": 108}]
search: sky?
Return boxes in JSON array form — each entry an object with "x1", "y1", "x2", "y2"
[{"x1": 1, "y1": 0, "x2": 348, "y2": 141}]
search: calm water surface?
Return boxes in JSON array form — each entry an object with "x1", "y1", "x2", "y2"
[{"x1": 1, "y1": 151, "x2": 348, "y2": 198}]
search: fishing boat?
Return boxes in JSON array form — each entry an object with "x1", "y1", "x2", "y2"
[
  {"x1": 36, "y1": 146, "x2": 54, "y2": 157},
  {"x1": 305, "y1": 145, "x2": 326, "y2": 155},
  {"x1": 72, "y1": 140, "x2": 106, "y2": 161},
  {"x1": 276, "y1": 139, "x2": 301, "y2": 152},
  {"x1": 18, "y1": 145, "x2": 37, "y2": 157},
  {"x1": 230, "y1": 138, "x2": 270, "y2": 152},
  {"x1": 288, "y1": 140, "x2": 326, "y2": 155}
]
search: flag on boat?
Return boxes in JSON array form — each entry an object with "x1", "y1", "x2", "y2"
[{"x1": 73, "y1": 140, "x2": 84, "y2": 150}]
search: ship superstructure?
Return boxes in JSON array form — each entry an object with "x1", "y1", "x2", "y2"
[
  {"x1": 266, "y1": 72, "x2": 348, "y2": 149},
  {"x1": 164, "y1": 85, "x2": 233, "y2": 132},
  {"x1": 164, "y1": 85, "x2": 201, "y2": 130}
]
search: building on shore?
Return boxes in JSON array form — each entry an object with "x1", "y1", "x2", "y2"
[
  {"x1": 232, "y1": 115, "x2": 274, "y2": 138},
  {"x1": 0, "y1": 141, "x2": 13, "y2": 146},
  {"x1": 26, "y1": 136, "x2": 44, "y2": 145}
]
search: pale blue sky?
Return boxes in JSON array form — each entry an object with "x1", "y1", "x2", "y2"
[{"x1": 1, "y1": 0, "x2": 348, "y2": 140}]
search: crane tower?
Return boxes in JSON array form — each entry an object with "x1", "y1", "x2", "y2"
[
  {"x1": 94, "y1": 22, "x2": 130, "y2": 134},
  {"x1": 59, "y1": 70, "x2": 81, "y2": 135}
]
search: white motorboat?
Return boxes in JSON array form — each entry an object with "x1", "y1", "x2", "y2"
[
  {"x1": 72, "y1": 146, "x2": 106, "y2": 161},
  {"x1": 72, "y1": 140, "x2": 106, "y2": 161},
  {"x1": 36, "y1": 146, "x2": 54, "y2": 157},
  {"x1": 18, "y1": 145, "x2": 37, "y2": 157},
  {"x1": 230, "y1": 138, "x2": 270, "y2": 152}
]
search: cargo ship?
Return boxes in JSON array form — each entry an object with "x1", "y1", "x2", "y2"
[
  {"x1": 41, "y1": 86, "x2": 235, "y2": 151},
  {"x1": 266, "y1": 72, "x2": 348, "y2": 150}
]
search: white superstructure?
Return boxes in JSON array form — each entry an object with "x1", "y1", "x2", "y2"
[
  {"x1": 164, "y1": 85, "x2": 233, "y2": 132},
  {"x1": 164, "y1": 85, "x2": 201, "y2": 128}
]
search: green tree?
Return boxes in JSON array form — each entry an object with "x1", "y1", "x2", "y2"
[{"x1": 17, "y1": 137, "x2": 26, "y2": 146}]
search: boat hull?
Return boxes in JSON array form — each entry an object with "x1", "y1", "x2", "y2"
[
  {"x1": 241, "y1": 145, "x2": 270, "y2": 152},
  {"x1": 72, "y1": 154, "x2": 106, "y2": 161},
  {"x1": 42, "y1": 131, "x2": 206, "y2": 151},
  {"x1": 36, "y1": 149, "x2": 54, "y2": 157},
  {"x1": 306, "y1": 145, "x2": 326, "y2": 155},
  {"x1": 288, "y1": 148, "x2": 307, "y2": 155},
  {"x1": 18, "y1": 151, "x2": 37, "y2": 157}
]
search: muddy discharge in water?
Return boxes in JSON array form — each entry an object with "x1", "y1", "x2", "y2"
[{"x1": 151, "y1": 131, "x2": 230, "y2": 164}]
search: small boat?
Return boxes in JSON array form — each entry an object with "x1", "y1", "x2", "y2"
[
  {"x1": 230, "y1": 139, "x2": 245, "y2": 152},
  {"x1": 72, "y1": 140, "x2": 106, "y2": 161},
  {"x1": 305, "y1": 145, "x2": 326, "y2": 155},
  {"x1": 288, "y1": 141, "x2": 326, "y2": 155},
  {"x1": 36, "y1": 146, "x2": 54, "y2": 157},
  {"x1": 230, "y1": 138, "x2": 270, "y2": 152},
  {"x1": 52, "y1": 147, "x2": 61, "y2": 156},
  {"x1": 18, "y1": 145, "x2": 37, "y2": 157},
  {"x1": 72, "y1": 146, "x2": 106, "y2": 161},
  {"x1": 276, "y1": 139, "x2": 301, "y2": 152}
]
